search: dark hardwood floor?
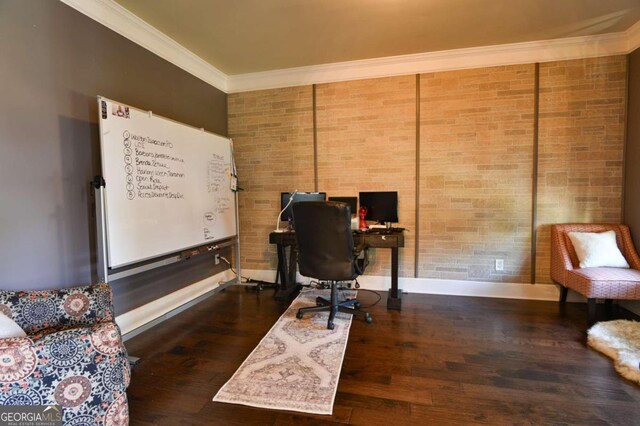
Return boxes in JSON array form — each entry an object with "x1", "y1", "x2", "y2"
[{"x1": 125, "y1": 286, "x2": 640, "y2": 425}]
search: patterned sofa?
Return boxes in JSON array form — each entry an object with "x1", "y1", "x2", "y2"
[
  {"x1": 0, "y1": 284, "x2": 130, "y2": 425},
  {"x1": 551, "y1": 224, "x2": 640, "y2": 325}
]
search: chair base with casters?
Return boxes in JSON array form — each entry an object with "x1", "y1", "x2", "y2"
[{"x1": 296, "y1": 281, "x2": 372, "y2": 330}]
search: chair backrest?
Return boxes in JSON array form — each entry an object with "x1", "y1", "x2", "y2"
[
  {"x1": 293, "y1": 201, "x2": 357, "y2": 281},
  {"x1": 550, "y1": 223, "x2": 640, "y2": 283}
]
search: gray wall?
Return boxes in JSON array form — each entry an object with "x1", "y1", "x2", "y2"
[
  {"x1": 623, "y1": 47, "x2": 640, "y2": 317},
  {"x1": 0, "y1": 1, "x2": 229, "y2": 315},
  {"x1": 625, "y1": 47, "x2": 640, "y2": 248}
]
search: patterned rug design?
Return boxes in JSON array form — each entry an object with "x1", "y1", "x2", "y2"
[
  {"x1": 588, "y1": 319, "x2": 640, "y2": 385},
  {"x1": 212, "y1": 289, "x2": 355, "y2": 414}
]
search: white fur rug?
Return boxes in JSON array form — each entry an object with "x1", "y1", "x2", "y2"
[{"x1": 587, "y1": 320, "x2": 640, "y2": 385}]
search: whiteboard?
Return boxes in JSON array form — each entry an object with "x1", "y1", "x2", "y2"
[{"x1": 97, "y1": 97, "x2": 237, "y2": 268}]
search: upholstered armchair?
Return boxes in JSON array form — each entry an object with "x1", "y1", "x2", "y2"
[
  {"x1": 0, "y1": 284, "x2": 130, "y2": 425},
  {"x1": 551, "y1": 224, "x2": 640, "y2": 325}
]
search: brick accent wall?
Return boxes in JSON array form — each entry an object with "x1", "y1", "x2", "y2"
[
  {"x1": 228, "y1": 57, "x2": 627, "y2": 286},
  {"x1": 316, "y1": 76, "x2": 417, "y2": 277},
  {"x1": 228, "y1": 86, "x2": 314, "y2": 270},
  {"x1": 535, "y1": 56, "x2": 627, "y2": 283},
  {"x1": 419, "y1": 65, "x2": 535, "y2": 283}
]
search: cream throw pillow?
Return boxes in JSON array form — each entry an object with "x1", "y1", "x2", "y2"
[
  {"x1": 0, "y1": 313, "x2": 26, "y2": 338},
  {"x1": 568, "y1": 230, "x2": 630, "y2": 269}
]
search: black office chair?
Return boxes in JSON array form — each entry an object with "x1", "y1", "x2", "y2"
[{"x1": 292, "y1": 201, "x2": 372, "y2": 330}]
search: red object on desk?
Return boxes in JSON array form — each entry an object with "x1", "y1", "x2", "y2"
[{"x1": 358, "y1": 206, "x2": 368, "y2": 230}]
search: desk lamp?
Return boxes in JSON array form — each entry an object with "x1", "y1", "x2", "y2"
[{"x1": 275, "y1": 190, "x2": 297, "y2": 232}]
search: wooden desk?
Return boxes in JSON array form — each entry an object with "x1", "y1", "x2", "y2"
[
  {"x1": 268, "y1": 231, "x2": 299, "y2": 301},
  {"x1": 269, "y1": 230, "x2": 405, "y2": 309},
  {"x1": 354, "y1": 231, "x2": 404, "y2": 310}
]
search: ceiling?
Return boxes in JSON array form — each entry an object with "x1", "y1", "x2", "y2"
[{"x1": 114, "y1": 0, "x2": 640, "y2": 76}]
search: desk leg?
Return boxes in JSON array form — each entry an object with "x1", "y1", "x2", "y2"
[
  {"x1": 387, "y1": 247, "x2": 402, "y2": 310},
  {"x1": 288, "y1": 247, "x2": 298, "y2": 288},
  {"x1": 274, "y1": 244, "x2": 299, "y2": 301}
]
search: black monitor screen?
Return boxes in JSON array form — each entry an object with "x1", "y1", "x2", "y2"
[
  {"x1": 280, "y1": 192, "x2": 326, "y2": 222},
  {"x1": 359, "y1": 191, "x2": 398, "y2": 223},
  {"x1": 328, "y1": 197, "x2": 357, "y2": 215}
]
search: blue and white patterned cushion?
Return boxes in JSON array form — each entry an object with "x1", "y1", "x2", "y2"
[
  {"x1": 0, "y1": 284, "x2": 129, "y2": 425},
  {"x1": 0, "y1": 284, "x2": 115, "y2": 334}
]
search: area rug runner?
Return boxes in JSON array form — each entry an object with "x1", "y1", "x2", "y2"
[
  {"x1": 212, "y1": 289, "x2": 355, "y2": 414},
  {"x1": 588, "y1": 319, "x2": 640, "y2": 385}
]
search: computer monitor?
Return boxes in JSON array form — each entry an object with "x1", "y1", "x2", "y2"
[
  {"x1": 280, "y1": 192, "x2": 326, "y2": 222},
  {"x1": 328, "y1": 196, "x2": 357, "y2": 216},
  {"x1": 359, "y1": 191, "x2": 398, "y2": 224}
]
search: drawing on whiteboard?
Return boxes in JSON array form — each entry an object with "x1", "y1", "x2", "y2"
[
  {"x1": 216, "y1": 197, "x2": 231, "y2": 213},
  {"x1": 123, "y1": 131, "x2": 135, "y2": 200},
  {"x1": 207, "y1": 155, "x2": 226, "y2": 193},
  {"x1": 203, "y1": 211, "x2": 216, "y2": 226},
  {"x1": 120, "y1": 130, "x2": 188, "y2": 200}
]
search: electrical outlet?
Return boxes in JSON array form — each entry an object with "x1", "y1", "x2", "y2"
[
  {"x1": 495, "y1": 259, "x2": 504, "y2": 271},
  {"x1": 214, "y1": 254, "x2": 220, "y2": 265}
]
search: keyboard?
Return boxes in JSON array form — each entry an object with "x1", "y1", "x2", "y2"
[{"x1": 354, "y1": 227, "x2": 405, "y2": 235}]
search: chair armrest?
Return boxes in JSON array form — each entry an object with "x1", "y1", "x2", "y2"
[
  {"x1": 354, "y1": 242, "x2": 368, "y2": 256},
  {"x1": 620, "y1": 225, "x2": 640, "y2": 270},
  {"x1": 550, "y1": 225, "x2": 574, "y2": 284},
  {"x1": 0, "y1": 322, "x2": 130, "y2": 408},
  {"x1": 0, "y1": 284, "x2": 115, "y2": 334}
]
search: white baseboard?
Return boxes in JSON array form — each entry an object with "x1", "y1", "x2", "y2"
[
  {"x1": 241, "y1": 268, "x2": 562, "y2": 301},
  {"x1": 400, "y1": 277, "x2": 560, "y2": 301},
  {"x1": 115, "y1": 269, "x2": 235, "y2": 336},
  {"x1": 114, "y1": 267, "x2": 637, "y2": 339},
  {"x1": 243, "y1": 268, "x2": 640, "y2": 315}
]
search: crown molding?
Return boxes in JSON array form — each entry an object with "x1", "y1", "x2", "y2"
[
  {"x1": 59, "y1": 1, "x2": 640, "y2": 94},
  {"x1": 627, "y1": 19, "x2": 640, "y2": 52},
  {"x1": 60, "y1": 0, "x2": 228, "y2": 92},
  {"x1": 227, "y1": 32, "x2": 630, "y2": 93}
]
